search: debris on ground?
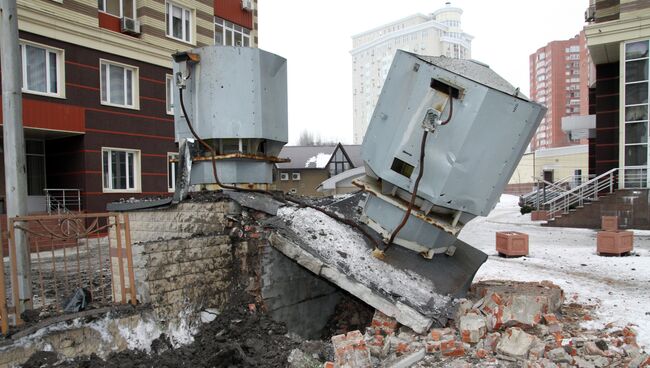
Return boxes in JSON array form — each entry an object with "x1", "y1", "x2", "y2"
[
  {"x1": 322, "y1": 280, "x2": 649, "y2": 368},
  {"x1": 27, "y1": 290, "x2": 303, "y2": 367}
]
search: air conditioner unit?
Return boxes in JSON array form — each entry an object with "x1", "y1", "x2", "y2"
[
  {"x1": 241, "y1": 0, "x2": 253, "y2": 11},
  {"x1": 121, "y1": 17, "x2": 141, "y2": 35},
  {"x1": 585, "y1": 6, "x2": 596, "y2": 22}
]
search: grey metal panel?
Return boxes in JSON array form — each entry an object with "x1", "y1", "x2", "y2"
[
  {"x1": 362, "y1": 50, "x2": 546, "y2": 216},
  {"x1": 190, "y1": 161, "x2": 274, "y2": 184},
  {"x1": 363, "y1": 195, "x2": 459, "y2": 249},
  {"x1": 173, "y1": 46, "x2": 288, "y2": 154}
]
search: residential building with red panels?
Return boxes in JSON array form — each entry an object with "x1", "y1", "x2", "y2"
[
  {"x1": 529, "y1": 32, "x2": 593, "y2": 151},
  {"x1": 0, "y1": 0, "x2": 258, "y2": 214}
]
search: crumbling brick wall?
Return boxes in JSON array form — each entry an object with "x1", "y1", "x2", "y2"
[{"x1": 110, "y1": 200, "x2": 250, "y2": 321}]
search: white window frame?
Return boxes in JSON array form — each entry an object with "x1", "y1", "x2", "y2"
[
  {"x1": 98, "y1": 0, "x2": 136, "y2": 19},
  {"x1": 100, "y1": 59, "x2": 139, "y2": 109},
  {"x1": 102, "y1": 147, "x2": 141, "y2": 193},
  {"x1": 214, "y1": 16, "x2": 251, "y2": 47},
  {"x1": 280, "y1": 172, "x2": 289, "y2": 181},
  {"x1": 19, "y1": 40, "x2": 65, "y2": 98},
  {"x1": 167, "y1": 152, "x2": 178, "y2": 192},
  {"x1": 166, "y1": 1, "x2": 193, "y2": 44},
  {"x1": 166, "y1": 74, "x2": 174, "y2": 115},
  {"x1": 291, "y1": 172, "x2": 301, "y2": 181}
]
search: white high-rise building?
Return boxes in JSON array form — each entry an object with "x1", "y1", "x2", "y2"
[{"x1": 351, "y1": 3, "x2": 472, "y2": 144}]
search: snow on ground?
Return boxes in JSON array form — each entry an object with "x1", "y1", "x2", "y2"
[{"x1": 460, "y1": 194, "x2": 650, "y2": 349}]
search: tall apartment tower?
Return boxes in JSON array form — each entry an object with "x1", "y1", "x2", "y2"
[
  {"x1": 350, "y1": 2, "x2": 472, "y2": 144},
  {"x1": 529, "y1": 32, "x2": 592, "y2": 151},
  {"x1": 1, "y1": 0, "x2": 257, "y2": 214}
]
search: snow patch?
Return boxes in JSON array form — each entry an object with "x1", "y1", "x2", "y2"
[
  {"x1": 305, "y1": 153, "x2": 332, "y2": 168},
  {"x1": 119, "y1": 318, "x2": 163, "y2": 353},
  {"x1": 460, "y1": 194, "x2": 650, "y2": 349}
]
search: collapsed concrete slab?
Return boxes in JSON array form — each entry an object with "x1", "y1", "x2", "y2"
[{"x1": 265, "y1": 194, "x2": 488, "y2": 333}]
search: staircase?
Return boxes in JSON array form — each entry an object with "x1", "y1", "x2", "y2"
[
  {"x1": 520, "y1": 174, "x2": 592, "y2": 210},
  {"x1": 545, "y1": 189, "x2": 650, "y2": 229},
  {"x1": 540, "y1": 167, "x2": 650, "y2": 229}
]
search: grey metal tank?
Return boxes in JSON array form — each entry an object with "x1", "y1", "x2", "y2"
[
  {"x1": 355, "y1": 50, "x2": 546, "y2": 257},
  {"x1": 172, "y1": 45, "x2": 288, "y2": 186}
]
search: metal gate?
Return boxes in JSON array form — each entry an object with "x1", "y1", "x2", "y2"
[{"x1": 0, "y1": 213, "x2": 136, "y2": 334}]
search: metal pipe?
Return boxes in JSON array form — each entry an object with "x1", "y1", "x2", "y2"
[{"x1": 0, "y1": 0, "x2": 32, "y2": 311}]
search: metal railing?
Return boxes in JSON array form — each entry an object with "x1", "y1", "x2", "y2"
[
  {"x1": 520, "y1": 174, "x2": 594, "y2": 209},
  {"x1": 44, "y1": 188, "x2": 81, "y2": 214},
  {"x1": 0, "y1": 213, "x2": 136, "y2": 334},
  {"x1": 544, "y1": 167, "x2": 648, "y2": 219}
]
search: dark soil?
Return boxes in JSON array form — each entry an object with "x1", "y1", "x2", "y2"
[
  {"x1": 321, "y1": 293, "x2": 374, "y2": 339},
  {"x1": 29, "y1": 293, "x2": 299, "y2": 368}
]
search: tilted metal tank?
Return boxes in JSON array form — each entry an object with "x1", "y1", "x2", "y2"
[
  {"x1": 355, "y1": 50, "x2": 546, "y2": 258},
  {"x1": 172, "y1": 45, "x2": 288, "y2": 189}
]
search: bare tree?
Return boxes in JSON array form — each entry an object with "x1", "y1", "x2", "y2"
[{"x1": 297, "y1": 130, "x2": 336, "y2": 146}]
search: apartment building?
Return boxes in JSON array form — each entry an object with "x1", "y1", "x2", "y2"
[
  {"x1": 0, "y1": 0, "x2": 258, "y2": 214},
  {"x1": 350, "y1": 2, "x2": 472, "y2": 144},
  {"x1": 585, "y1": 0, "x2": 650, "y2": 182},
  {"x1": 529, "y1": 32, "x2": 593, "y2": 151}
]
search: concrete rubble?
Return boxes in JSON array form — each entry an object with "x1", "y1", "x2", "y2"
[{"x1": 322, "y1": 280, "x2": 649, "y2": 368}]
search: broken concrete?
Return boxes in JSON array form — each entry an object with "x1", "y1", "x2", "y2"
[{"x1": 496, "y1": 327, "x2": 535, "y2": 359}]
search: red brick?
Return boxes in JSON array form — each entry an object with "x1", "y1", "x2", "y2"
[
  {"x1": 476, "y1": 348, "x2": 489, "y2": 359},
  {"x1": 324, "y1": 362, "x2": 334, "y2": 368},
  {"x1": 425, "y1": 341, "x2": 441, "y2": 353},
  {"x1": 442, "y1": 342, "x2": 466, "y2": 357},
  {"x1": 601, "y1": 216, "x2": 618, "y2": 231}
]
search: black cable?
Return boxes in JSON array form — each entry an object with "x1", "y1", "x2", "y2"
[
  {"x1": 383, "y1": 88, "x2": 454, "y2": 254},
  {"x1": 178, "y1": 87, "x2": 382, "y2": 250}
]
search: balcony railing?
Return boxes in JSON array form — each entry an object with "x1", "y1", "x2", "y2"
[{"x1": 44, "y1": 189, "x2": 81, "y2": 214}]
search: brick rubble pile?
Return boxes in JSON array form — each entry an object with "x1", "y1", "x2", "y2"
[{"x1": 326, "y1": 281, "x2": 649, "y2": 368}]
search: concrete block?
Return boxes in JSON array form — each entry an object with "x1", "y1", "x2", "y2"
[
  {"x1": 496, "y1": 327, "x2": 535, "y2": 359},
  {"x1": 384, "y1": 349, "x2": 425, "y2": 368},
  {"x1": 546, "y1": 347, "x2": 572, "y2": 363},
  {"x1": 597, "y1": 230, "x2": 633, "y2": 255},
  {"x1": 496, "y1": 231, "x2": 529, "y2": 257},
  {"x1": 459, "y1": 313, "x2": 487, "y2": 343},
  {"x1": 601, "y1": 216, "x2": 619, "y2": 231},
  {"x1": 542, "y1": 314, "x2": 562, "y2": 333}
]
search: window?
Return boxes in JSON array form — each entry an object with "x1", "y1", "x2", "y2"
[
  {"x1": 280, "y1": 172, "x2": 289, "y2": 181},
  {"x1": 100, "y1": 60, "x2": 138, "y2": 108},
  {"x1": 214, "y1": 17, "x2": 250, "y2": 47},
  {"x1": 166, "y1": 2, "x2": 192, "y2": 43},
  {"x1": 98, "y1": 0, "x2": 135, "y2": 18},
  {"x1": 19, "y1": 42, "x2": 64, "y2": 97},
  {"x1": 168, "y1": 152, "x2": 178, "y2": 192},
  {"x1": 291, "y1": 173, "x2": 301, "y2": 181},
  {"x1": 102, "y1": 148, "x2": 140, "y2": 192},
  {"x1": 166, "y1": 74, "x2": 174, "y2": 115},
  {"x1": 329, "y1": 148, "x2": 352, "y2": 176},
  {"x1": 624, "y1": 40, "x2": 650, "y2": 186}
]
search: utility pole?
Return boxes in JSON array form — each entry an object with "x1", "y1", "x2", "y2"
[{"x1": 0, "y1": 0, "x2": 32, "y2": 312}]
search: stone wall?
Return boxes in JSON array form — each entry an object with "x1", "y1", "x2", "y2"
[
  {"x1": 110, "y1": 200, "x2": 246, "y2": 322},
  {"x1": 109, "y1": 198, "x2": 346, "y2": 338}
]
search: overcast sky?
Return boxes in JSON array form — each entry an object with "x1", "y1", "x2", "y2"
[{"x1": 259, "y1": 1, "x2": 587, "y2": 145}]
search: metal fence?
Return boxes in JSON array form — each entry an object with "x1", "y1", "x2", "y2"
[{"x1": 0, "y1": 213, "x2": 136, "y2": 335}]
